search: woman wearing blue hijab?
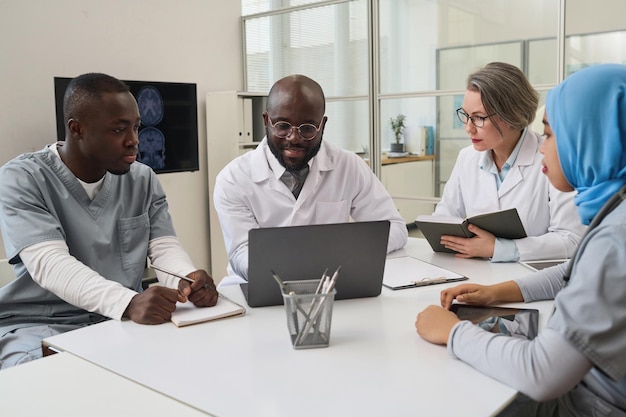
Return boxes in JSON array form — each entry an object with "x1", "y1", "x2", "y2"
[
  {"x1": 415, "y1": 64, "x2": 626, "y2": 416},
  {"x1": 547, "y1": 64, "x2": 626, "y2": 225}
]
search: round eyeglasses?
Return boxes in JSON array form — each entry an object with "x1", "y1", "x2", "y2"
[
  {"x1": 267, "y1": 116, "x2": 323, "y2": 141},
  {"x1": 456, "y1": 108, "x2": 495, "y2": 128}
]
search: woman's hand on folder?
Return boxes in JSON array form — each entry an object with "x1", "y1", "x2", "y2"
[
  {"x1": 178, "y1": 269, "x2": 219, "y2": 307},
  {"x1": 440, "y1": 224, "x2": 496, "y2": 259}
]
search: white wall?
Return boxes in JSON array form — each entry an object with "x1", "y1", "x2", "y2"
[{"x1": 0, "y1": 0, "x2": 243, "y2": 279}]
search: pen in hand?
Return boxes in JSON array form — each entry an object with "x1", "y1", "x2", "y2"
[{"x1": 150, "y1": 265, "x2": 216, "y2": 291}]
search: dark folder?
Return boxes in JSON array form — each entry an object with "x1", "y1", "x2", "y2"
[{"x1": 415, "y1": 208, "x2": 527, "y2": 254}]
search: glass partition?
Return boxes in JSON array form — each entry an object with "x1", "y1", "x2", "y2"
[
  {"x1": 324, "y1": 98, "x2": 369, "y2": 153},
  {"x1": 244, "y1": 0, "x2": 368, "y2": 96},
  {"x1": 565, "y1": 30, "x2": 626, "y2": 74},
  {"x1": 242, "y1": 0, "x2": 626, "y2": 221}
]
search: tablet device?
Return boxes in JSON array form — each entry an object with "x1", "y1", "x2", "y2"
[
  {"x1": 520, "y1": 259, "x2": 568, "y2": 272},
  {"x1": 450, "y1": 304, "x2": 539, "y2": 340}
]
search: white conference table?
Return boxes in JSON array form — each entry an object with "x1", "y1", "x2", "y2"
[
  {"x1": 43, "y1": 238, "x2": 552, "y2": 417},
  {"x1": 0, "y1": 352, "x2": 215, "y2": 417}
]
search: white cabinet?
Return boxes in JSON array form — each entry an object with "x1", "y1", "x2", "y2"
[{"x1": 380, "y1": 157, "x2": 437, "y2": 223}]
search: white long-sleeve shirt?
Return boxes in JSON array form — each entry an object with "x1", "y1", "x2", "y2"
[{"x1": 20, "y1": 236, "x2": 196, "y2": 320}]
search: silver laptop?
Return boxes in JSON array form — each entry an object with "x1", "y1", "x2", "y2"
[{"x1": 241, "y1": 221, "x2": 390, "y2": 307}]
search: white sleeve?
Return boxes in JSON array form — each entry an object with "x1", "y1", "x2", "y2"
[
  {"x1": 213, "y1": 169, "x2": 257, "y2": 280},
  {"x1": 448, "y1": 321, "x2": 592, "y2": 401},
  {"x1": 515, "y1": 186, "x2": 586, "y2": 261},
  {"x1": 147, "y1": 236, "x2": 197, "y2": 288},
  {"x1": 20, "y1": 240, "x2": 137, "y2": 320},
  {"x1": 347, "y1": 156, "x2": 408, "y2": 253}
]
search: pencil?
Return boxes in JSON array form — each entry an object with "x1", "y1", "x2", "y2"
[{"x1": 150, "y1": 265, "x2": 215, "y2": 290}]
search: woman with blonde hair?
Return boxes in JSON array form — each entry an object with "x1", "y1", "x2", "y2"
[{"x1": 431, "y1": 62, "x2": 584, "y2": 262}]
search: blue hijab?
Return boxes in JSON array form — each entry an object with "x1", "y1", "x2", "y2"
[{"x1": 546, "y1": 64, "x2": 626, "y2": 225}]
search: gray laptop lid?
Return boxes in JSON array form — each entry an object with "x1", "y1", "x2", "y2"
[{"x1": 241, "y1": 220, "x2": 390, "y2": 307}]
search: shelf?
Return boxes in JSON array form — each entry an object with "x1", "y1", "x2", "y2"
[
  {"x1": 382, "y1": 154, "x2": 435, "y2": 165},
  {"x1": 239, "y1": 142, "x2": 260, "y2": 148}
]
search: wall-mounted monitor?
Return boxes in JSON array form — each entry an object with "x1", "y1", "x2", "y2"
[{"x1": 54, "y1": 77, "x2": 199, "y2": 174}]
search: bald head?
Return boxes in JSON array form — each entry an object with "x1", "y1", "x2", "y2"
[
  {"x1": 264, "y1": 74, "x2": 327, "y2": 171},
  {"x1": 267, "y1": 74, "x2": 325, "y2": 117}
]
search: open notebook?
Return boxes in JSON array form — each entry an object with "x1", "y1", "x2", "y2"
[{"x1": 170, "y1": 295, "x2": 246, "y2": 327}]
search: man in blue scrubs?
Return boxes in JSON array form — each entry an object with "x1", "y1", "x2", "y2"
[{"x1": 0, "y1": 73, "x2": 218, "y2": 369}]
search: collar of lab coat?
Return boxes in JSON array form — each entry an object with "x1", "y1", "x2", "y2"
[
  {"x1": 249, "y1": 137, "x2": 334, "y2": 184},
  {"x1": 496, "y1": 129, "x2": 542, "y2": 197}
]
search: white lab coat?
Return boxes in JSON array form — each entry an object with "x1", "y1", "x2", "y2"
[
  {"x1": 214, "y1": 138, "x2": 408, "y2": 282},
  {"x1": 434, "y1": 129, "x2": 585, "y2": 261}
]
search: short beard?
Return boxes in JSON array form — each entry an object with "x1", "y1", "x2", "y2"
[{"x1": 267, "y1": 130, "x2": 322, "y2": 172}]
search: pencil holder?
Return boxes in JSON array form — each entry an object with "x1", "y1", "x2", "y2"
[{"x1": 281, "y1": 280, "x2": 336, "y2": 349}]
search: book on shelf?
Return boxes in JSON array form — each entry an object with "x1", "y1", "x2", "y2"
[
  {"x1": 415, "y1": 208, "x2": 527, "y2": 254},
  {"x1": 170, "y1": 295, "x2": 246, "y2": 327}
]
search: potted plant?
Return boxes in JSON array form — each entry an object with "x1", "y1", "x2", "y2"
[{"x1": 390, "y1": 114, "x2": 406, "y2": 153}]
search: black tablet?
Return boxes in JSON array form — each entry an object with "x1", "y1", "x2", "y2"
[
  {"x1": 520, "y1": 259, "x2": 568, "y2": 272},
  {"x1": 450, "y1": 304, "x2": 539, "y2": 340}
]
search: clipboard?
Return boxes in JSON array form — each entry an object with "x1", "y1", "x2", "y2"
[{"x1": 382, "y1": 256, "x2": 468, "y2": 290}]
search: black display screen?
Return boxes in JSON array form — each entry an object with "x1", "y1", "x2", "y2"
[{"x1": 54, "y1": 77, "x2": 199, "y2": 174}]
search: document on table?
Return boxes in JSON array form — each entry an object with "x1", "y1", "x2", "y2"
[
  {"x1": 170, "y1": 295, "x2": 246, "y2": 327},
  {"x1": 382, "y1": 256, "x2": 467, "y2": 290}
]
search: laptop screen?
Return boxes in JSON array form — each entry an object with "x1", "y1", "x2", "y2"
[{"x1": 243, "y1": 221, "x2": 390, "y2": 307}]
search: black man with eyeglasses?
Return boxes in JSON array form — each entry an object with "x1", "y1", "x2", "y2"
[{"x1": 214, "y1": 74, "x2": 408, "y2": 283}]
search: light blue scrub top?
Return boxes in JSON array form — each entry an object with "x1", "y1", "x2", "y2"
[
  {"x1": 0, "y1": 145, "x2": 177, "y2": 329},
  {"x1": 546, "y1": 200, "x2": 626, "y2": 409}
]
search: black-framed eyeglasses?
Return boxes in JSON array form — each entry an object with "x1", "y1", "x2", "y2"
[
  {"x1": 456, "y1": 108, "x2": 495, "y2": 128},
  {"x1": 267, "y1": 116, "x2": 323, "y2": 141}
]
